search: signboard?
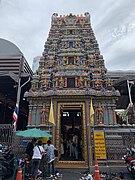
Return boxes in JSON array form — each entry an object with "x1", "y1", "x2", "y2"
[{"x1": 94, "y1": 131, "x2": 106, "y2": 159}]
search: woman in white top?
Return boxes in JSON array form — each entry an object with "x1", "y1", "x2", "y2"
[{"x1": 31, "y1": 140, "x2": 45, "y2": 179}]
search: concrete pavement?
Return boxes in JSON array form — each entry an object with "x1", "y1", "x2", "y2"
[
  {"x1": 6, "y1": 166, "x2": 135, "y2": 180},
  {"x1": 57, "y1": 166, "x2": 134, "y2": 180}
]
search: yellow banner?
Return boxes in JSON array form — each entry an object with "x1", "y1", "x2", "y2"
[{"x1": 94, "y1": 131, "x2": 106, "y2": 159}]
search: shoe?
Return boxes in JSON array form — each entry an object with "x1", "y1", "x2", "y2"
[
  {"x1": 38, "y1": 169, "x2": 42, "y2": 176},
  {"x1": 50, "y1": 174, "x2": 54, "y2": 178},
  {"x1": 46, "y1": 174, "x2": 53, "y2": 178}
]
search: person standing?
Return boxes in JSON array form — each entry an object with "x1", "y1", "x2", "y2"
[
  {"x1": 25, "y1": 138, "x2": 37, "y2": 161},
  {"x1": 31, "y1": 140, "x2": 45, "y2": 179},
  {"x1": 61, "y1": 135, "x2": 64, "y2": 159},
  {"x1": 72, "y1": 134, "x2": 78, "y2": 160},
  {"x1": 44, "y1": 140, "x2": 56, "y2": 177}
]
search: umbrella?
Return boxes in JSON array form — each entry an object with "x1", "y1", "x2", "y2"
[{"x1": 16, "y1": 128, "x2": 52, "y2": 138}]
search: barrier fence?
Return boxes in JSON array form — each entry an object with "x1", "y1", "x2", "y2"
[{"x1": 0, "y1": 124, "x2": 14, "y2": 146}]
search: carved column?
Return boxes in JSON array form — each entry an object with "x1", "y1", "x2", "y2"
[
  {"x1": 56, "y1": 78, "x2": 58, "y2": 87},
  {"x1": 113, "y1": 109, "x2": 117, "y2": 125},
  {"x1": 38, "y1": 104, "x2": 42, "y2": 125},
  {"x1": 28, "y1": 105, "x2": 32, "y2": 126},
  {"x1": 33, "y1": 106, "x2": 37, "y2": 126},
  {"x1": 110, "y1": 106, "x2": 115, "y2": 125},
  {"x1": 52, "y1": 99, "x2": 57, "y2": 145},
  {"x1": 36, "y1": 104, "x2": 41, "y2": 125},
  {"x1": 75, "y1": 77, "x2": 78, "y2": 87},
  {"x1": 84, "y1": 77, "x2": 87, "y2": 86},
  {"x1": 104, "y1": 106, "x2": 108, "y2": 125},
  {"x1": 35, "y1": 104, "x2": 39, "y2": 126},
  {"x1": 108, "y1": 106, "x2": 113, "y2": 125}
]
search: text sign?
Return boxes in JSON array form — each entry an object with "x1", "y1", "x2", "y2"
[{"x1": 94, "y1": 131, "x2": 106, "y2": 159}]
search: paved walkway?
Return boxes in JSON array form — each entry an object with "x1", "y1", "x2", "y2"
[
  {"x1": 57, "y1": 166, "x2": 135, "y2": 180},
  {"x1": 6, "y1": 166, "x2": 135, "y2": 180}
]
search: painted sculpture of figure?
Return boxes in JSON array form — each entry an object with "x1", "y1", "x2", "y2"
[
  {"x1": 59, "y1": 57, "x2": 62, "y2": 65},
  {"x1": 74, "y1": 41, "x2": 80, "y2": 48},
  {"x1": 106, "y1": 78, "x2": 113, "y2": 88},
  {"x1": 95, "y1": 103, "x2": 104, "y2": 125},
  {"x1": 59, "y1": 77, "x2": 64, "y2": 88},
  {"x1": 41, "y1": 104, "x2": 49, "y2": 125},
  {"x1": 76, "y1": 56, "x2": 80, "y2": 65},
  {"x1": 80, "y1": 57, "x2": 83, "y2": 65},
  {"x1": 62, "y1": 41, "x2": 67, "y2": 49},
  {"x1": 94, "y1": 78, "x2": 102, "y2": 89},
  {"x1": 51, "y1": 13, "x2": 58, "y2": 25},
  {"x1": 42, "y1": 78, "x2": 49, "y2": 90},
  {"x1": 62, "y1": 56, "x2": 67, "y2": 65},
  {"x1": 78, "y1": 77, "x2": 84, "y2": 87}
]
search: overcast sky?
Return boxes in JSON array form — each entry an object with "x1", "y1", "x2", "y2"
[{"x1": 0, "y1": 0, "x2": 135, "y2": 71}]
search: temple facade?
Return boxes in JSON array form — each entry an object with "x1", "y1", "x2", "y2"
[{"x1": 25, "y1": 13, "x2": 120, "y2": 166}]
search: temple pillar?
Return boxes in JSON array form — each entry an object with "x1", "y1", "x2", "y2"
[
  {"x1": 108, "y1": 106, "x2": 113, "y2": 125},
  {"x1": 28, "y1": 105, "x2": 32, "y2": 126},
  {"x1": 104, "y1": 106, "x2": 108, "y2": 125},
  {"x1": 38, "y1": 104, "x2": 42, "y2": 125},
  {"x1": 36, "y1": 104, "x2": 41, "y2": 125},
  {"x1": 33, "y1": 106, "x2": 37, "y2": 126}
]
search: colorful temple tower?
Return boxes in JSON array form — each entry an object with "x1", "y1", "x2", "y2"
[{"x1": 25, "y1": 13, "x2": 120, "y2": 165}]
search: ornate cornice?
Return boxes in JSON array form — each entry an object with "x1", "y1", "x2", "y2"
[{"x1": 25, "y1": 88, "x2": 120, "y2": 97}]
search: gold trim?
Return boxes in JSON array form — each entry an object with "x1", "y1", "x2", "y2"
[{"x1": 55, "y1": 102, "x2": 87, "y2": 165}]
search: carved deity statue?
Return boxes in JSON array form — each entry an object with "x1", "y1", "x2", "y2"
[
  {"x1": 95, "y1": 103, "x2": 104, "y2": 125},
  {"x1": 31, "y1": 82, "x2": 36, "y2": 89},
  {"x1": 78, "y1": 77, "x2": 84, "y2": 87},
  {"x1": 90, "y1": 59, "x2": 94, "y2": 67},
  {"x1": 41, "y1": 104, "x2": 49, "y2": 125},
  {"x1": 41, "y1": 76, "x2": 49, "y2": 90},
  {"x1": 106, "y1": 79, "x2": 113, "y2": 87},
  {"x1": 94, "y1": 78, "x2": 102, "y2": 89},
  {"x1": 59, "y1": 57, "x2": 62, "y2": 65},
  {"x1": 59, "y1": 77, "x2": 64, "y2": 87},
  {"x1": 62, "y1": 41, "x2": 67, "y2": 49},
  {"x1": 62, "y1": 56, "x2": 67, "y2": 65},
  {"x1": 76, "y1": 56, "x2": 80, "y2": 65},
  {"x1": 74, "y1": 41, "x2": 80, "y2": 48}
]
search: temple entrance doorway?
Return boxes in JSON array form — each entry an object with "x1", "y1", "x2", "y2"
[{"x1": 60, "y1": 108, "x2": 84, "y2": 161}]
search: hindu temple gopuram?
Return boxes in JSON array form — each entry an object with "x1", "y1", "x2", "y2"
[{"x1": 25, "y1": 13, "x2": 120, "y2": 166}]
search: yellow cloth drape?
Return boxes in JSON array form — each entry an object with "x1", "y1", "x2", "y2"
[
  {"x1": 48, "y1": 99, "x2": 55, "y2": 125},
  {"x1": 90, "y1": 99, "x2": 94, "y2": 125}
]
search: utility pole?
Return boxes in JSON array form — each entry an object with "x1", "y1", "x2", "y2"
[
  {"x1": 127, "y1": 80, "x2": 134, "y2": 105},
  {"x1": 14, "y1": 56, "x2": 31, "y2": 130},
  {"x1": 126, "y1": 80, "x2": 134, "y2": 124}
]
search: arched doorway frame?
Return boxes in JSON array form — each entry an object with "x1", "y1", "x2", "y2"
[{"x1": 55, "y1": 102, "x2": 87, "y2": 164}]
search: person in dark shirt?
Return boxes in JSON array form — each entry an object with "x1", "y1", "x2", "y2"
[{"x1": 26, "y1": 138, "x2": 37, "y2": 160}]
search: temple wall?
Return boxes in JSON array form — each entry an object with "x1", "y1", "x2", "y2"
[{"x1": 27, "y1": 96, "x2": 117, "y2": 127}]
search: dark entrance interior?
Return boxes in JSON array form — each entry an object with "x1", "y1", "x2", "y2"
[{"x1": 60, "y1": 109, "x2": 83, "y2": 161}]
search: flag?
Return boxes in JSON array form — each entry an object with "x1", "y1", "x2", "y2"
[
  {"x1": 49, "y1": 99, "x2": 55, "y2": 125},
  {"x1": 90, "y1": 99, "x2": 94, "y2": 125},
  {"x1": 12, "y1": 103, "x2": 19, "y2": 128}
]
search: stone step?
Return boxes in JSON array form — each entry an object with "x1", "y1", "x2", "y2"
[{"x1": 56, "y1": 161, "x2": 87, "y2": 169}]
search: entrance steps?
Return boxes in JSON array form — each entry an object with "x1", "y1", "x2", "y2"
[{"x1": 56, "y1": 161, "x2": 87, "y2": 169}]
